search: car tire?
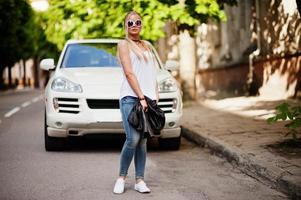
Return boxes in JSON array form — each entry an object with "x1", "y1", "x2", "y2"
[
  {"x1": 158, "y1": 135, "x2": 181, "y2": 150},
  {"x1": 44, "y1": 109, "x2": 66, "y2": 151}
]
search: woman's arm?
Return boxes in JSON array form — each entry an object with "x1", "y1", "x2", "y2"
[{"x1": 118, "y1": 40, "x2": 148, "y2": 109}]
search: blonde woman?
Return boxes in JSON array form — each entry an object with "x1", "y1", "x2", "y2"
[{"x1": 113, "y1": 11, "x2": 159, "y2": 194}]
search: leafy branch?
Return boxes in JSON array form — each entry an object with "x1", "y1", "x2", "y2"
[{"x1": 267, "y1": 103, "x2": 301, "y2": 140}]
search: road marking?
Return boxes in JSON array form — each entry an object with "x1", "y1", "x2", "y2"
[
  {"x1": 4, "y1": 107, "x2": 21, "y2": 118},
  {"x1": 31, "y1": 94, "x2": 43, "y2": 102},
  {"x1": 2, "y1": 94, "x2": 43, "y2": 119},
  {"x1": 32, "y1": 97, "x2": 40, "y2": 103},
  {"x1": 21, "y1": 101, "x2": 31, "y2": 108}
]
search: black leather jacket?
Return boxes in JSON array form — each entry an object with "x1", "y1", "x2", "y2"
[{"x1": 127, "y1": 96, "x2": 165, "y2": 137}]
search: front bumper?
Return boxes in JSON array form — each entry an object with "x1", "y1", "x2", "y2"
[
  {"x1": 47, "y1": 126, "x2": 181, "y2": 138},
  {"x1": 46, "y1": 110, "x2": 182, "y2": 138},
  {"x1": 45, "y1": 91, "x2": 183, "y2": 139}
]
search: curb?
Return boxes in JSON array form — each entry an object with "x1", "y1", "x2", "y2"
[{"x1": 181, "y1": 126, "x2": 301, "y2": 199}]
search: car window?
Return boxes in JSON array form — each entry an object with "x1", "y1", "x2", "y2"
[{"x1": 61, "y1": 43, "x2": 120, "y2": 68}]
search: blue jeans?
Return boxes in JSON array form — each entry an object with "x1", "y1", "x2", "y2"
[{"x1": 119, "y1": 96, "x2": 147, "y2": 179}]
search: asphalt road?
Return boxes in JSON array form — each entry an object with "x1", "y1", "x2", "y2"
[{"x1": 0, "y1": 89, "x2": 288, "y2": 200}]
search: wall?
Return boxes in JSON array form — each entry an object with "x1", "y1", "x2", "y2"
[
  {"x1": 255, "y1": 55, "x2": 301, "y2": 99},
  {"x1": 196, "y1": 0, "x2": 301, "y2": 99},
  {"x1": 197, "y1": 54, "x2": 301, "y2": 99},
  {"x1": 197, "y1": 63, "x2": 249, "y2": 98},
  {"x1": 196, "y1": 0, "x2": 254, "y2": 70}
]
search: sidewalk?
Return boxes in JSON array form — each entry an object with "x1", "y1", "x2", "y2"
[{"x1": 181, "y1": 96, "x2": 301, "y2": 199}]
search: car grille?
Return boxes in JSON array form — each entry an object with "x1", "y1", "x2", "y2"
[
  {"x1": 85, "y1": 98, "x2": 176, "y2": 113},
  {"x1": 158, "y1": 98, "x2": 175, "y2": 113},
  {"x1": 57, "y1": 98, "x2": 80, "y2": 114},
  {"x1": 86, "y1": 99, "x2": 120, "y2": 109}
]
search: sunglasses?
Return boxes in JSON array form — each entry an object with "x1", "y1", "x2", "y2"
[{"x1": 127, "y1": 19, "x2": 142, "y2": 28}]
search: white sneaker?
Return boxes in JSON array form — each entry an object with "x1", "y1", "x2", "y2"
[
  {"x1": 134, "y1": 180, "x2": 151, "y2": 193},
  {"x1": 113, "y1": 178, "x2": 125, "y2": 194}
]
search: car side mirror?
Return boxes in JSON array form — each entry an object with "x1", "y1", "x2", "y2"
[
  {"x1": 165, "y1": 60, "x2": 179, "y2": 71},
  {"x1": 40, "y1": 58, "x2": 55, "y2": 71}
]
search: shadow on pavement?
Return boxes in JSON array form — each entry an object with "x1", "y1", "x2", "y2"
[{"x1": 63, "y1": 134, "x2": 162, "y2": 152}]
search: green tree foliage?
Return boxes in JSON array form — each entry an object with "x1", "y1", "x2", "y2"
[
  {"x1": 0, "y1": 0, "x2": 58, "y2": 88},
  {"x1": 0, "y1": 0, "x2": 34, "y2": 87},
  {"x1": 43, "y1": 0, "x2": 235, "y2": 50},
  {"x1": 267, "y1": 103, "x2": 301, "y2": 140},
  {"x1": 33, "y1": 13, "x2": 59, "y2": 60}
]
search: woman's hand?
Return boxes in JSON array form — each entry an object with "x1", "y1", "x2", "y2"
[{"x1": 140, "y1": 99, "x2": 148, "y2": 112}]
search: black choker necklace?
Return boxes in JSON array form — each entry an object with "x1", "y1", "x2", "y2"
[{"x1": 131, "y1": 38, "x2": 141, "y2": 42}]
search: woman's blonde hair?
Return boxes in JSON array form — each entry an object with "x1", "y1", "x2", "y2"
[{"x1": 124, "y1": 11, "x2": 151, "y2": 62}]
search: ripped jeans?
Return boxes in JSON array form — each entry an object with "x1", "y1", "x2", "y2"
[{"x1": 119, "y1": 96, "x2": 147, "y2": 179}]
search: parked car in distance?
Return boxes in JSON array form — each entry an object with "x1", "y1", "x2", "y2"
[{"x1": 40, "y1": 39, "x2": 183, "y2": 151}]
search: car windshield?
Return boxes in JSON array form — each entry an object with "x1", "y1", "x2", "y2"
[
  {"x1": 61, "y1": 42, "x2": 162, "y2": 69},
  {"x1": 61, "y1": 43, "x2": 120, "y2": 68}
]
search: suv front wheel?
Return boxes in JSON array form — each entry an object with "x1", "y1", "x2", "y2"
[
  {"x1": 158, "y1": 135, "x2": 181, "y2": 150},
  {"x1": 44, "y1": 110, "x2": 66, "y2": 151}
]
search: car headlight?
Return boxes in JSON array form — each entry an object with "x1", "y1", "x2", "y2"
[
  {"x1": 51, "y1": 77, "x2": 83, "y2": 93},
  {"x1": 159, "y1": 78, "x2": 177, "y2": 93}
]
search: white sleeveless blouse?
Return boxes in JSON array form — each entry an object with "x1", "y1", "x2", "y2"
[{"x1": 119, "y1": 50, "x2": 158, "y2": 100}]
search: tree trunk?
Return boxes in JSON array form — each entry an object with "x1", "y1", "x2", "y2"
[
  {"x1": 178, "y1": 29, "x2": 197, "y2": 101},
  {"x1": 23, "y1": 59, "x2": 26, "y2": 87},
  {"x1": 19, "y1": 61, "x2": 22, "y2": 85},
  {"x1": 8, "y1": 66, "x2": 12, "y2": 87},
  {"x1": 0, "y1": 66, "x2": 5, "y2": 89},
  {"x1": 33, "y1": 56, "x2": 40, "y2": 88}
]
